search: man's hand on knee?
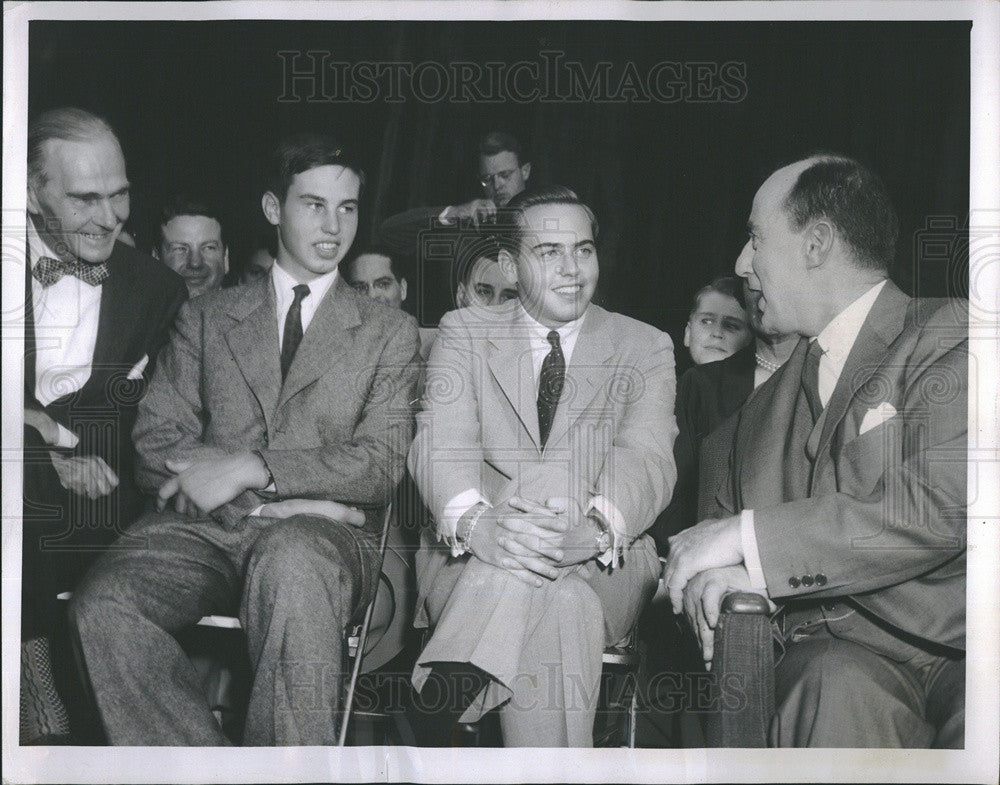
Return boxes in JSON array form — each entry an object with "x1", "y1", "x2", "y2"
[
  {"x1": 157, "y1": 452, "x2": 270, "y2": 514},
  {"x1": 499, "y1": 496, "x2": 602, "y2": 568},
  {"x1": 259, "y1": 499, "x2": 366, "y2": 527}
]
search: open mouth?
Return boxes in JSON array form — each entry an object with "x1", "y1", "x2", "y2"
[
  {"x1": 552, "y1": 284, "x2": 582, "y2": 296},
  {"x1": 314, "y1": 241, "x2": 341, "y2": 258}
]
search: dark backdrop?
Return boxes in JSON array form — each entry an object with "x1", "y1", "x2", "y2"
[{"x1": 29, "y1": 19, "x2": 970, "y2": 358}]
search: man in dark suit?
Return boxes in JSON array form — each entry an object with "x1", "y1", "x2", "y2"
[
  {"x1": 20, "y1": 107, "x2": 187, "y2": 743},
  {"x1": 70, "y1": 132, "x2": 421, "y2": 745},
  {"x1": 665, "y1": 154, "x2": 967, "y2": 747}
]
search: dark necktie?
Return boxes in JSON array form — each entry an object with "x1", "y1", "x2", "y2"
[
  {"x1": 801, "y1": 339, "x2": 825, "y2": 422},
  {"x1": 537, "y1": 330, "x2": 565, "y2": 448},
  {"x1": 280, "y1": 284, "x2": 310, "y2": 380},
  {"x1": 32, "y1": 255, "x2": 110, "y2": 287}
]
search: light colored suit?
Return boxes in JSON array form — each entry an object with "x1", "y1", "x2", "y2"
[
  {"x1": 711, "y1": 282, "x2": 967, "y2": 746},
  {"x1": 71, "y1": 276, "x2": 421, "y2": 745},
  {"x1": 409, "y1": 301, "x2": 677, "y2": 746}
]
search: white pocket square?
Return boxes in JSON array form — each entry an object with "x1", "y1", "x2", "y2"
[
  {"x1": 126, "y1": 354, "x2": 149, "y2": 381},
  {"x1": 859, "y1": 402, "x2": 897, "y2": 435}
]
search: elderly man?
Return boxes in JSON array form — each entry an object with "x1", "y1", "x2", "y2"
[
  {"x1": 665, "y1": 154, "x2": 967, "y2": 748},
  {"x1": 70, "y1": 132, "x2": 420, "y2": 746},
  {"x1": 153, "y1": 197, "x2": 229, "y2": 297},
  {"x1": 20, "y1": 107, "x2": 187, "y2": 743},
  {"x1": 409, "y1": 186, "x2": 676, "y2": 746}
]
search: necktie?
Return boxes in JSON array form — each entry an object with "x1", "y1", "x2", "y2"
[
  {"x1": 801, "y1": 339, "x2": 825, "y2": 422},
  {"x1": 32, "y1": 256, "x2": 110, "y2": 287},
  {"x1": 280, "y1": 284, "x2": 310, "y2": 380},
  {"x1": 537, "y1": 330, "x2": 565, "y2": 448}
]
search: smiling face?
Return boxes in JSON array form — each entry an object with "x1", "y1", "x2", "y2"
[
  {"x1": 157, "y1": 214, "x2": 227, "y2": 297},
  {"x1": 262, "y1": 164, "x2": 360, "y2": 283},
  {"x1": 502, "y1": 203, "x2": 598, "y2": 328},
  {"x1": 735, "y1": 161, "x2": 813, "y2": 336},
  {"x1": 27, "y1": 134, "x2": 130, "y2": 264},
  {"x1": 684, "y1": 290, "x2": 751, "y2": 364}
]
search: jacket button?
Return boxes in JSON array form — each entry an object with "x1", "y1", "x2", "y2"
[
  {"x1": 801, "y1": 575, "x2": 814, "y2": 587},
  {"x1": 788, "y1": 577, "x2": 800, "y2": 588},
  {"x1": 815, "y1": 573, "x2": 827, "y2": 586}
]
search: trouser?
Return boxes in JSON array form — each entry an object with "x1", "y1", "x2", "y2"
[{"x1": 69, "y1": 510, "x2": 379, "y2": 746}]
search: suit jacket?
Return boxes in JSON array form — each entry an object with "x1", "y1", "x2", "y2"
[
  {"x1": 132, "y1": 273, "x2": 422, "y2": 536},
  {"x1": 409, "y1": 300, "x2": 678, "y2": 580},
  {"x1": 713, "y1": 282, "x2": 967, "y2": 655},
  {"x1": 651, "y1": 344, "x2": 755, "y2": 551},
  {"x1": 22, "y1": 241, "x2": 187, "y2": 636}
]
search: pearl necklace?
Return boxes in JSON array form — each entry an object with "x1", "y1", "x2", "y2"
[{"x1": 755, "y1": 352, "x2": 782, "y2": 373}]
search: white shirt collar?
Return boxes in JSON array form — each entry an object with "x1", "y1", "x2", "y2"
[
  {"x1": 28, "y1": 216, "x2": 68, "y2": 270},
  {"x1": 517, "y1": 302, "x2": 586, "y2": 347},
  {"x1": 271, "y1": 260, "x2": 339, "y2": 304},
  {"x1": 814, "y1": 279, "x2": 888, "y2": 366}
]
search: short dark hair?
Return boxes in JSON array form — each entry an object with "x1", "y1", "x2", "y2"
[
  {"x1": 782, "y1": 154, "x2": 898, "y2": 272},
  {"x1": 690, "y1": 276, "x2": 745, "y2": 317},
  {"x1": 342, "y1": 244, "x2": 403, "y2": 283},
  {"x1": 28, "y1": 107, "x2": 119, "y2": 188},
  {"x1": 496, "y1": 185, "x2": 599, "y2": 253},
  {"x1": 265, "y1": 132, "x2": 365, "y2": 203},
  {"x1": 157, "y1": 196, "x2": 226, "y2": 247},
  {"x1": 478, "y1": 130, "x2": 528, "y2": 165}
]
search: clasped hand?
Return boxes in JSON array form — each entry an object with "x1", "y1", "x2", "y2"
[
  {"x1": 157, "y1": 452, "x2": 269, "y2": 517},
  {"x1": 470, "y1": 496, "x2": 602, "y2": 587}
]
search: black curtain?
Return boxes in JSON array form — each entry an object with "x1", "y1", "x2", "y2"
[{"x1": 29, "y1": 19, "x2": 969, "y2": 352}]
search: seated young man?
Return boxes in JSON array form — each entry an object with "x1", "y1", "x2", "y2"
[
  {"x1": 69, "y1": 132, "x2": 421, "y2": 746},
  {"x1": 408, "y1": 186, "x2": 677, "y2": 747}
]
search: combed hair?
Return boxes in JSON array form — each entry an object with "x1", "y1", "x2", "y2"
[
  {"x1": 495, "y1": 185, "x2": 599, "y2": 253},
  {"x1": 157, "y1": 196, "x2": 227, "y2": 247},
  {"x1": 342, "y1": 244, "x2": 403, "y2": 282},
  {"x1": 690, "y1": 276, "x2": 746, "y2": 316},
  {"x1": 478, "y1": 130, "x2": 528, "y2": 164},
  {"x1": 265, "y1": 132, "x2": 365, "y2": 203},
  {"x1": 28, "y1": 107, "x2": 118, "y2": 187},
  {"x1": 783, "y1": 154, "x2": 898, "y2": 272}
]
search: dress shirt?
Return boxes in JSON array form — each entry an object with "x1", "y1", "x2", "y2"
[
  {"x1": 271, "y1": 261, "x2": 339, "y2": 350},
  {"x1": 28, "y1": 221, "x2": 101, "y2": 449},
  {"x1": 742, "y1": 280, "x2": 888, "y2": 589},
  {"x1": 442, "y1": 304, "x2": 624, "y2": 565}
]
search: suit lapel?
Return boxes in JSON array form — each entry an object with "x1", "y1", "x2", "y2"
[
  {"x1": 277, "y1": 281, "x2": 360, "y2": 410},
  {"x1": 814, "y1": 282, "x2": 910, "y2": 461},
  {"x1": 224, "y1": 278, "x2": 282, "y2": 429},
  {"x1": 90, "y1": 245, "x2": 142, "y2": 373},
  {"x1": 544, "y1": 306, "x2": 616, "y2": 450},
  {"x1": 486, "y1": 311, "x2": 540, "y2": 449}
]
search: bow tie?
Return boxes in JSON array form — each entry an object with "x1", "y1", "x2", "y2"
[{"x1": 32, "y1": 255, "x2": 110, "y2": 288}]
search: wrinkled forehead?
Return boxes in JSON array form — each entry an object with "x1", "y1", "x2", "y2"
[{"x1": 41, "y1": 134, "x2": 126, "y2": 183}]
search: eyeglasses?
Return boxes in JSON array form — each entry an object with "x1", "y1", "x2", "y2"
[{"x1": 479, "y1": 169, "x2": 518, "y2": 189}]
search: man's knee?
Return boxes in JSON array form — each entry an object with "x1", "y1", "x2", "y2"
[{"x1": 551, "y1": 576, "x2": 604, "y2": 641}]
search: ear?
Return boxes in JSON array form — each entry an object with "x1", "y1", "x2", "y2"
[
  {"x1": 804, "y1": 219, "x2": 834, "y2": 269},
  {"x1": 223, "y1": 246, "x2": 230, "y2": 274},
  {"x1": 26, "y1": 177, "x2": 42, "y2": 215},
  {"x1": 399, "y1": 277, "x2": 408, "y2": 302},
  {"x1": 497, "y1": 248, "x2": 518, "y2": 284},
  {"x1": 261, "y1": 191, "x2": 281, "y2": 226},
  {"x1": 683, "y1": 322, "x2": 691, "y2": 348},
  {"x1": 520, "y1": 162, "x2": 532, "y2": 183}
]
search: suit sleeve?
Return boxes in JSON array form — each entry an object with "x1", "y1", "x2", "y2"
[
  {"x1": 754, "y1": 327, "x2": 967, "y2": 601},
  {"x1": 407, "y1": 311, "x2": 487, "y2": 531},
  {"x1": 259, "y1": 316, "x2": 421, "y2": 508},
  {"x1": 593, "y1": 329, "x2": 679, "y2": 542},
  {"x1": 650, "y1": 366, "x2": 699, "y2": 550}
]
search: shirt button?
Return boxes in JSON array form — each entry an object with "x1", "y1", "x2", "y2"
[
  {"x1": 788, "y1": 577, "x2": 800, "y2": 588},
  {"x1": 815, "y1": 573, "x2": 827, "y2": 586},
  {"x1": 801, "y1": 575, "x2": 814, "y2": 587}
]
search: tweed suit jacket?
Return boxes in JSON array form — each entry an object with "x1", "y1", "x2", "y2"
[
  {"x1": 132, "y1": 273, "x2": 421, "y2": 534},
  {"x1": 713, "y1": 282, "x2": 967, "y2": 655}
]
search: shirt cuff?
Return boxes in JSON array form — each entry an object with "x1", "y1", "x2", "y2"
[
  {"x1": 441, "y1": 488, "x2": 490, "y2": 556},
  {"x1": 54, "y1": 422, "x2": 79, "y2": 450},
  {"x1": 248, "y1": 504, "x2": 265, "y2": 517},
  {"x1": 587, "y1": 495, "x2": 625, "y2": 567},
  {"x1": 740, "y1": 509, "x2": 768, "y2": 591},
  {"x1": 437, "y1": 205, "x2": 455, "y2": 225}
]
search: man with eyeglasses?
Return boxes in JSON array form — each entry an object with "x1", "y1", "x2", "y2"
[{"x1": 438, "y1": 130, "x2": 532, "y2": 227}]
